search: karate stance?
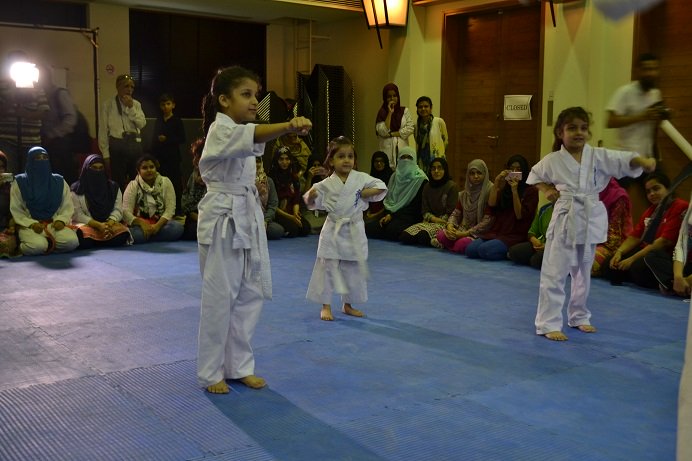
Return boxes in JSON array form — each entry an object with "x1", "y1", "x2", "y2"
[
  {"x1": 526, "y1": 107, "x2": 656, "y2": 341},
  {"x1": 304, "y1": 136, "x2": 387, "y2": 321},
  {"x1": 195, "y1": 66, "x2": 311, "y2": 393}
]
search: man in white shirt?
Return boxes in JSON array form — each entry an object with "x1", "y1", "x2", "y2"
[{"x1": 606, "y1": 53, "x2": 668, "y2": 160}]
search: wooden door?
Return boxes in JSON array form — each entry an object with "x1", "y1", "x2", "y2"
[{"x1": 441, "y1": 2, "x2": 542, "y2": 183}]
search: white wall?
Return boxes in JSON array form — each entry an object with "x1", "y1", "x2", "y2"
[
  {"x1": 89, "y1": 3, "x2": 131, "y2": 134},
  {"x1": 85, "y1": 0, "x2": 640, "y2": 164},
  {"x1": 311, "y1": 17, "x2": 391, "y2": 158},
  {"x1": 385, "y1": 0, "x2": 636, "y2": 160}
]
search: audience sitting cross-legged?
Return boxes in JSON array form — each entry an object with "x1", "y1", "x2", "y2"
[
  {"x1": 400, "y1": 157, "x2": 459, "y2": 246},
  {"x1": 465, "y1": 154, "x2": 538, "y2": 261},
  {"x1": 10, "y1": 146, "x2": 79, "y2": 256},
  {"x1": 433, "y1": 158, "x2": 494, "y2": 254},
  {"x1": 70, "y1": 154, "x2": 130, "y2": 249},
  {"x1": 122, "y1": 154, "x2": 184, "y2": 244}
]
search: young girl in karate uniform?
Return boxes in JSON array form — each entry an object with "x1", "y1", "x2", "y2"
[
  {"x1": 195, "y1": 66, "x2": 311, "y2": 393},
  {"x1": 304, "y1": 136, "x2": 387, "y2": 321},
  {"x1": 526, "y1": 107, "x2": 656, "y2": 341}
]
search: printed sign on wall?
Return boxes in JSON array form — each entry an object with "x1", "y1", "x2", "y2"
[{"x1": 503, "y1": 95, "x2": 532, "y2": 120}]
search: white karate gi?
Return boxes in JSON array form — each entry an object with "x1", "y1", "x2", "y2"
[
  {"x1": 304, "y1": 170, "x2": 386, "y2": 305},
  {"x1": 526, "y1": 144, "x2": 643, "y2": 334},
  {"x1": 196, "y1": 112, "x2": 271, "y2": 387},
  {"x1": 10, "y1": 180, "x2": 79, "y2": 255}
]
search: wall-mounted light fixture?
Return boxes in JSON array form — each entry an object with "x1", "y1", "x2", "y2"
[{"x1": 362, "y1": 0, "x2": 409, "y2": 49}]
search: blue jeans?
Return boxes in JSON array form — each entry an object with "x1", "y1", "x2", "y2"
[
  {"x1": 130, "y1": 220, "x2": 184, "y2": 244},
  {"x1": 465, "y1": 238, "x2": 509, "y2": 261}
]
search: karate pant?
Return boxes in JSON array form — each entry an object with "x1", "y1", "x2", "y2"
[
  {"x1": 197, "y1": 241, "x2": 263, "y2": 387},
  {"x1": 18, "y1": 225, "x2": 79, "y2": 255},
  {"x1": 306, "y1": 258, "x2": 367, "y2": 305},
  {"x1": 535, "y1": 239, "x2": 594, "y2": 334},
  {"x1": 678, "y1": 300, "x2": 692, "y2": 461}
]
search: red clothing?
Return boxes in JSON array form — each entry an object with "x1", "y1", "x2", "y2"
[
  {"x1": 630, "y1": 197, "x2": 689, "y2": 251},
  {"x1": 479, "y1": 185, "x2": 538, "y2": 248}
]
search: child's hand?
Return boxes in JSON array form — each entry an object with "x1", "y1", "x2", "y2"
[
  {"x1": 642, "y1": 158, "x2": 656, "y2": 173},
  {"x1": 544, "y1": 188, "x2": 560, "y2": 202},
  {"x1": 158, "y1": 135, "x2": 166, "y2": 142},
  {"x1": 31, "y1": 222, "x2": 44, "y2": 234},
  {"x1": 388, "y1": 101, "x2": 396, "y2": 112},
  {"x1": 305, "y1": 188, "x2": 318, "y2": 205},
  {"x1": 289, "y1": 117, "x2": 312, "y2": 136}
]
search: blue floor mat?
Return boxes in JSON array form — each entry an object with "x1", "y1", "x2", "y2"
[{"x1": 0, "y1": 238, "x2": 686, "y2": 460}]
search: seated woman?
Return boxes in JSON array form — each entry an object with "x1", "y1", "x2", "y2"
[
  {"x1": 122, "y1": 154, "x2": 184, "y2": 244},
  {"x1": 605, "y1": 172, "x2": 688, "y2": 289},
  {"x1": 180, "y1": 144, "x2": 206, "y2": 241},
  {"x1": 663, "y1": 195, "x2": 692, "y2": 296},
  {"x1": 274, "y1": 130, "x2": 312, "y2": 176},
  {"x1": 365, "y1": 147, "x2": 428, "y2": 241},
  {"x1": 10, "y1": 146, "x2": 79, "y2": 255},
  {"x1": 256, "y1": 156, "x2": 284, "y2": 240},
  {"x1": 508, "y1": 200, "x2": 554, "y2": 269},
  {"x1": 300, "y1": 154, "x2": 328, "y2": 233},
  {"x1": 466, "y1": 154, "x2": 538, "y2": 260},
  {"x1": 269, "y1": 146, "x2": 311, "y2": 237},
  {"x1": 400, "y1": 157, "x2": 459, "y2": 246},
  {"x1": 301, "y1": 154, "x2": 327, "y2": 194},
  {"x1": 433, "y1": 159, "x2": 493, "y2": 254},
  {"x1": 591, "y1": 178, "x2": 633, "y2": 276},
  {"x1": 0, "y1": 151, "x2": 18, "y2": 257},
  {"x1": 70, "y1": 154, "x2": 130, "y2": 249},
  {"x1": 364, "y1": 151, "x2": 393, "y2": 224}
]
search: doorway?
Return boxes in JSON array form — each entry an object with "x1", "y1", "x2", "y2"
[{"x1": 441, "y1": 2, "x2": 543, "y2": 183}]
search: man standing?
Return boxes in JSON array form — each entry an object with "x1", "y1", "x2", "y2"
[{"x1": 606, "y1": 52, "x2": 668, "y2": 159}]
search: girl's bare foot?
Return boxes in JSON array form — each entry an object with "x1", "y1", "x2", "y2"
[
  {"x1": 321, "y1": 304, "x2": 334, "y2": 321},
  {"x1": 543, "y1": 331, "x2": 568, "y2": 341},
  {"x1": 239, "y1": 375, "x2": 266, "y2": 389},
  {"x1": 343, "y1": 304, "x2": 364, "y2": 317},
  {"x1": 206, "y1": 380, "x2": 229, "y2": 394},
  {"x1": 574, "y1": 324, "x2": 597, "y2": 333}
]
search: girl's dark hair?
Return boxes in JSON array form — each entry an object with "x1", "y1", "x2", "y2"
[
  {"x1": 189, "y1": 139, "x2": 204, "y2": 168},
  {"x1": 0, "y1": 150, "x2": 7, "y2": 170},
  {"x1": 415, "y1": 96, "x2": 432, "y2": 107},
  {"x1": 136, "y1": 154, "x2": 160, "y2": 171},
  {"x1": 643, "y1": 171, "x2": 671, "y2": 189},
  {"x1": 552, "y1": 106, "x2": 592, "y2": 151},
  {"x1": 323, "y1": 136, "x2": 356, "y2": 174},
  {"x1": 191, "y1": 66, "x2": 261, "y2": 161}
]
